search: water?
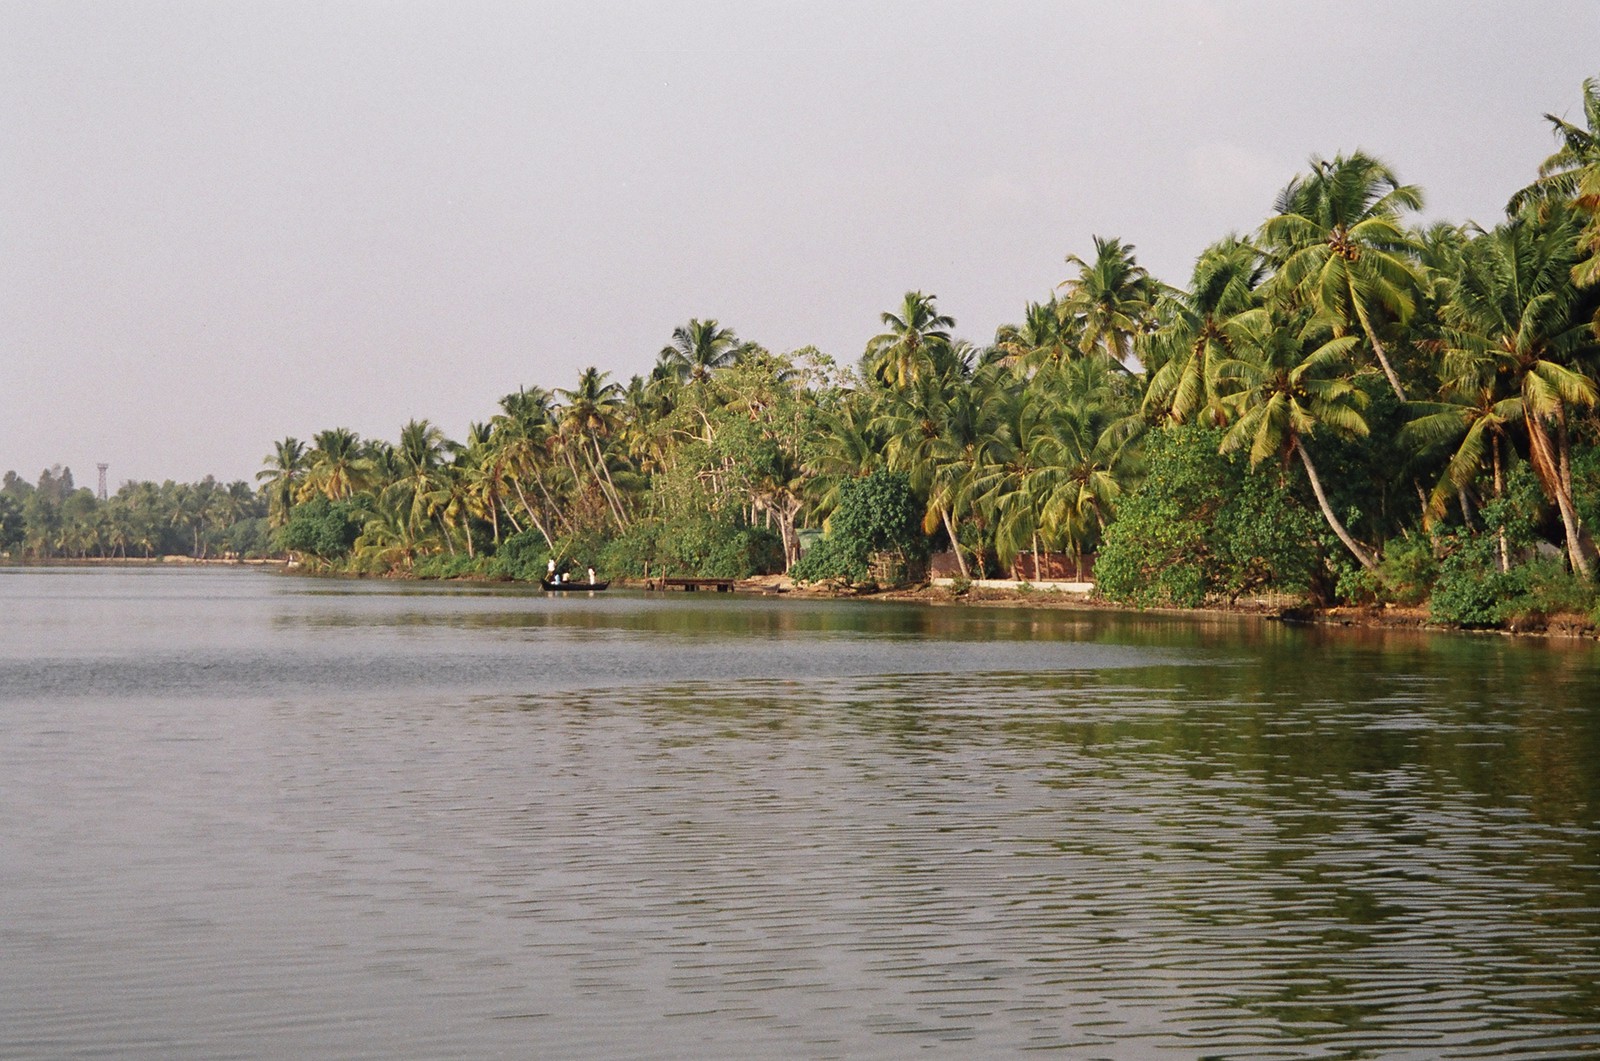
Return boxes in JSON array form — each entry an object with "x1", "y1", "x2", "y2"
[{"x1": 2, "y1": 566, "x2": 1598, "y2": 1059}]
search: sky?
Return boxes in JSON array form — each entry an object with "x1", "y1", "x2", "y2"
[{"x1": 3, "y1": 1, "x2": 1598, "y2": 488}]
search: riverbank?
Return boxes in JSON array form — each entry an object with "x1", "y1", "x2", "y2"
[{"x1": 764, "y1": 576, "x2": 1600, "y2": 642}]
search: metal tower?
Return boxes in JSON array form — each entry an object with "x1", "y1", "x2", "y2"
[{"x1": 97, "y1": 463, "x2": 108, "y2": 501}]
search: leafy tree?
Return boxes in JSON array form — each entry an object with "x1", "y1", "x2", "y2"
[
  {"x1": 277, "y1": 496, "x2": 365, "y2": 561},
  {"x1": 790, "y1": 470, "x2": 925, "y2": 584},
  {"x1": 1096, "y1": 425, "x2": 1323, "y2": 606}
]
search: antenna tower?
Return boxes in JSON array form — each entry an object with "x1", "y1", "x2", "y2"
[{"x1": 97, "y1": 463, "x2": 108, "y2": 501}]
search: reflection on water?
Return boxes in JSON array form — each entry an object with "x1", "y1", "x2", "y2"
[{"x1": 2, "y1": 566, "x2": 1599, "y2": 1058}]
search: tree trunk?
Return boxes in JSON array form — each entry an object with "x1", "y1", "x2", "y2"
[
  {"x1": 590, "y1": 434, "x2": 629, "y2": 527},
  {"x1": 1297, "y1": 443, "x2": 1379, "y2": 572},
  {"x1": 1355, "y1": 298, "x2": 1408, "y2": 402},
  {"x1": 511, "y1": 480, "x2": 554, "y2": 550},
  {"x1": 1527, "y1": 413, "x2": 1592, "y2": 579},
  {"x1": 1493, "y1": 438, "x2": 1509, "y2": 573},
  {"x1": 939, "y1": 506, "x2": 969, "y2": 579}
]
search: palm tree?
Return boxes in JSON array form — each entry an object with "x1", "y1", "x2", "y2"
[
  {"x1": 301, "y1": 427, "x2": 373, "y2": 501},
  {"x1": 1260, "y1": 151, "x2": 1425, "y2": 401},
  {"x1": 1143, "y1": 236, "x2": 1265, "y2": 425},
  {"x1": 386, "y1": 419, "x2": 454, "y2": 547},
  {"x1": 1436, "y1": 204, "x2": 1598, "y2": 578},
  {"x1": 864, "y1": 292, "x2": 956, "y2": 388},
  {"x1": 557, "y1": 367, "x2": 629, "y2": 530},
  {"x1": 490, "y1": 387, "x2": 564, "y2": 548},
  {"x1": 1402, "y1": 372, "x2": 1522, "y2": 568},
  {"x1": 1509, "y1": 75, "x2": 1600, "y2": 289},
  {"x1": 1058, "y1": 236, "x2": 1160, "y2": 371},
  {"x1": 1217, "y1": 306, "x2": 1377, "y2": 572},
  {"x1": 993, "y1": 298, "x2": 1075, "y2": 371},
  {"x1": 256, "y1": 437, "x2": 307, "y2": 527},
  {"x1": 1020, "y1": 360, "x2": 1140, "y2": 577},
  {"x1": 660, "y1": 319, "x2": 750, "y2": 383}
]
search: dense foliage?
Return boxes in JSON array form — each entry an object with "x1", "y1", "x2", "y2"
[
  {"x1": 9, "y1": 77, "x2": 1600, "y2": 631},
  {"x1": 0, "y1": 467, "x2": 268, "y2": 559}
]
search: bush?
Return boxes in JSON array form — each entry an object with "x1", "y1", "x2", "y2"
[
  {"x1": 1096, "y1": 425, "x2": 1322, "y2": 607},
  {"x1": 414, "y1": 552, "x2": 491, "y2": 580},
  {"x1": 600, "y1": 513, "x2": 782, "y2": 579},
  {"x1": 276, "y1": 497, "x2": 364, "y2": 560},
  {"x1": 488, "y1": 528, "x2": 551, "y2": 581},
  {"x1": 790, "y1": 470, "x2": 926, "y2": 585},
  {"x1": 1375, "y1": 534, "x2": 1439, "y2": 606}
]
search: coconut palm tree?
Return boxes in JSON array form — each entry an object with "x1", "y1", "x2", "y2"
[
  {"x1": 1436, "y1": 203, "x2": 1599, "y2": 577},
  {"x1": 385, "y1": 419, "x2": 454, "y2": 546},
  {"x1": 993, "y1": 298, "x2": 1075, "y2": 371},
  {"x1": 1058, "y1": 236, "x2": 1161, "y2": 371},
  {"x1": 1217, "y1": 306, "x2": 1376, "y2": 571},
  {"x1": 1143, "y1": 236, "x2": 1265, "y2": 425},
  {"x1": 557, "y1": 367, "x2": 629, "y2": 530},
  {"x1": 301, "y1": 427, "x2": 374, "y2": 501},
  {"x1": 1021, "y1": 360, "x2": 1139, "y2": 576},
  {"x1": 490, "y1": 387, "x2": 565, "y2": 547},
  {"x1": 1510, "y1": 75, "x2": 1600, "y2": 289},
  {"x1": 864, "y1": 292, "x2": 956, "y2": 388},
  {"x1": 256, "y1": 437, "x2": 307, "y2": 527},
  {"x1": 1260, "y1": 151, "x2": 1425, "y2": 401},
  {"x1": 660, "y1": 319, "x2": 751, "y2": 383}
]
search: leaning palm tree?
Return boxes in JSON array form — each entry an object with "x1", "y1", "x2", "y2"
[
  {"x1": 1058, "y1": 236, "x2": 1161, "y2": 371},
  {"x1": 1509, "y1": 75, "x2": 1600, "y2": 289},
  {"x1": 490, "y1": 387, "x2": 565, "y2": 547},
  {"x1": 1217, "y1": 306, "x2": 1377, "y2": 572},
  {"x1": 557, "y1": 367, "x2": 629, "y2": 530},
  {"x1": 1260, "y1": 151, "x2": 1425, "y2": 401},
  {"x1": 256, "y1": 437, "x2": 308, "y2": 527},
  {"x1": 1436, "y1": 203, "x2": 1599, "y2": 578}
]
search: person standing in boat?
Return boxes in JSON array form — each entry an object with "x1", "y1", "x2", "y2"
[{"x1": 587, "y1": 567, "x2": 595, "y2": 585}]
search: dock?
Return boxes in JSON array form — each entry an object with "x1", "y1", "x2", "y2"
[{"x1": 649, "y1": 577, "x2": 737, "y2": 593}]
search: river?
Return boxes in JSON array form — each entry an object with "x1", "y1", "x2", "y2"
[{"x1": 2, "y1": 565, "x2": 1598, "y2": 1058}]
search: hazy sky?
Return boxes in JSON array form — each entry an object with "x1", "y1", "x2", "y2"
[{"x1": 4, "y1": 2, "x2": 1598, "y2": 487}]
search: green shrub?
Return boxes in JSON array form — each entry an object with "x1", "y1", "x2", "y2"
[
  {"x1": 276, "y1": 497, "x2": 364, "y2": 560},
  {"x1": 790, "y1": 470, "x2": 926, "y2": 585},
  {"x1": 488, "y1": 528, "x2": 551, "y2": 581},
  {"x1": 1096, "y1": 425, "x2": 1321, "y2": 607},
  {"x1": 1375, "y1": 534, "x2": 1439, "y2": 606}
]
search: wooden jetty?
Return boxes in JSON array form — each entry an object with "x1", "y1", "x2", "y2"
[{"x1": 648, "y1": 577, "x2": 736, "y2": 593}]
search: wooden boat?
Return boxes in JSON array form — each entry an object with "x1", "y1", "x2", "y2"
[{"x1": 541, "y1": 578, "x2": 610, "y2": 591}]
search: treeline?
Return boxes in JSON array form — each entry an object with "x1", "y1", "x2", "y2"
[
  {"x1": 262, "y1": 77, "x2": 1600, "y2": 628},
  {"x1": 16, "y1": 78, "x2": 1600, "y2": 630},
  {"x1": 0, "y1": 466, "x2": 270, "y2": 559}
]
